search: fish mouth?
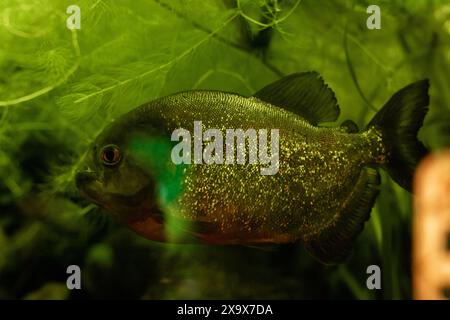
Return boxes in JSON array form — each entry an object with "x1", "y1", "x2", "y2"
[
  {"x1": 75, "y1": 171, "x2": 155, "y2": 214},
  {"x1": 75, "y1": 171, "x2": 106, "y2": 206}
]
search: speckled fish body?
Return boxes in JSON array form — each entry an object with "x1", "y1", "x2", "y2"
[
  {"x1": 122, "y1": 91, "x2": 383, "y2": 242},
  {"x1": 76, "y1": 72, "x2": 430, "y2": 263}
]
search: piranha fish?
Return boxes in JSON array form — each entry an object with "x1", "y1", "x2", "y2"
[{"x1": 76, "y1": 72, "x2": 430, "y2": 264}]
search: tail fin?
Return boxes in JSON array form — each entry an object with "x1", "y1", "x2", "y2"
[{"x1": 367, "y1": 80, "x2": 430, "y2": 192}]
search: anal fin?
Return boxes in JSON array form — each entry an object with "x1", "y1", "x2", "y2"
[{"x1": 304, "y1": 167, "x2": 380, "y2": 264}]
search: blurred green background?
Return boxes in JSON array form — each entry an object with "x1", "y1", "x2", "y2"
[{"x1": 0, "y1": 0, "x2": 449, "y2": 299}]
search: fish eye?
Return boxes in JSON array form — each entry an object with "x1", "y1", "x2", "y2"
[{"x1": 100, "y1": 144, "x2": 122, "y2": 167}]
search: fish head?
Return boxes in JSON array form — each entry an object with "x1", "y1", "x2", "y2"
[{"x1": 75, "y1": 119, "x2": 161, "y2": 221}]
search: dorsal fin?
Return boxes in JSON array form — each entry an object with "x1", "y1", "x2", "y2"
[{"x1": 253, "y1": 72, "x2": 340, "y2": 125}]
